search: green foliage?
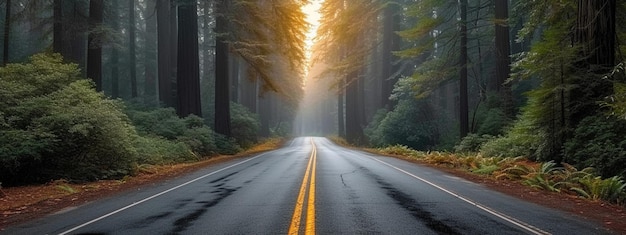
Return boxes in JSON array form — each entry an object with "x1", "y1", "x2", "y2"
[
  {"x1": 230, "y1": 102, "x2": 260, "y2": 148},
  {"x1": 134, "y1": 135, "x2": 196, "y2": 164},
  {"x1": 480, "y1": 114, "x2": 539, "y2": 158},
  {"x1": 563, "y1": 114, "x2": 626, "y2": 179},
  {"x1": 455, "y1": 134, "x2": 495, "y2": 153},
  {"x1": 377, "y1": 145, "x2": 425, "y2": 158},
  {"x1": 572, "y1": 176, "x2": 626, "y2": 203},
  {"x1": 0, "y1": 54, "x2": 138, "y2": 185},
  {"x1": 125, "y1": 106, "x2": 229, "y2": 156},
  {"x1": 366, "y1": 99, "x2": 452, "y2": 150}
]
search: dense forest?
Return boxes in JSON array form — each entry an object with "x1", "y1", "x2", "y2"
[
  {"x1": 1, "y1": 0, "x2": 626, "y2": 190},
  {"x1": 0, "y1": 0, "x2": 308, "y2": 186},
  {"x1": 296, "y1": 0, "x2": 626, "y2": 181}
]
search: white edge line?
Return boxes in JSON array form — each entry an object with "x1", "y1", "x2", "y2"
[
  {"x1": 58, "y1": 152, "x2": 271, "y2": 235},
  {"x1": 368, "y1": 156, "x2": 551, "y2": 235}
]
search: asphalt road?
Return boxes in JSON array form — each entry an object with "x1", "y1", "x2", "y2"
[{"x1": 1, "y1": 137, "x2": 611, "y2": 234}]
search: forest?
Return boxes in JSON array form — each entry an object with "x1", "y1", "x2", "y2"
[{"x1": 1, "y1": 0, "x2": 626, "y2": 198}]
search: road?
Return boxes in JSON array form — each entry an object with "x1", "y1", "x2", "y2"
[{"x1": 1, "y1": 137, "x2": 610, "y2": 234}]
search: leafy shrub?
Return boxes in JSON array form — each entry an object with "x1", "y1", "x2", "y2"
[
  {"x1": 125, "y1": 107, "x2": 223, "y2": 157},
  {"x1": 563, "y1": 114, "x2": 626, "y2": 178},
  {"x1": 571, "y1": 176, "x2": 626, "y2": 203},
  {"x1": 230, "y1": 102, "x2": 260, "y2": 148},
  {"x1": 377, "y1": 145, "x2": 424, "y2": 158},
  {"x1": 480, "y1": 114, "x2": 539, "y2": 158},
  {"x1": 134, "y1": 135, "x2": 196, "y2": 164},
  {"x1": 0, "y1": 54, "x2": 138, "y2": 185},
  {"x1": 455, "y1": 134, "x2": 495, "y2": 152},
  {"x1": 366, "y1": 99, "x2": 451, "y2": 150}
]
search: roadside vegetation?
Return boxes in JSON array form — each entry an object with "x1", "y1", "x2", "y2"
[
  {"x1": 371, "y1": 144, "x2": 626, "y2": 206},
  {"x1": 0, "y1": 54, "x2": 268, "y2": 187}
]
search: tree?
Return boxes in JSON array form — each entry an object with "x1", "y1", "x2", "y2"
[
  {"x1": 176, "y1": 0, "x2": 202, "y2": 117},
  {"x1": 87, "y1": 0, "x2": 103, "y2": 91},
  {"x1": 129, "y1": 0, "x2": 137, "y2": 97},
  {"x1": 157, "y1": 0, "x2": 172, "y2": 107},
  {"x1": 3, "y1": 0, "x2": 11, "y2": 65},
  {"x1": 144, "y1": 0, "x2": 157, "y2": 102},
  {"x1": 459, "y1": 0, "x2": 469, "y2": 138},
  {"x1": 494, "y1": 0, "x2": 513, "y2": 116},
  {"x1": 110, "y1": 0, "x2": 120, "y2": 98},
  {"x1": 214, "y1": 0, "x2": 230, "y2": 136}
]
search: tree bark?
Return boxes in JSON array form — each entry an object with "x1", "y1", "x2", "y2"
[
  {"x1": 53, "y1": 0, "x2": 63, "y2": 54},
  {"x1": 3, "y1": 0, "x2": 11, "y2": 65},
  {"x1": 176, "y1": 0, "x2": 202, "y2": 117},
  {"x1": 110, "y1": 0, "x2": 119, "y2": 98},
  {"x1": 129, "y1": 0, "x2": 137, "y2": 98},
  {"x1": 87, "y1": 0, "x2": 103, "y2": 91},
  {"x1": 380, "y1": 2, "x2": 401, "y2": 110},
  {"x1": 215, "y1": 0, "x2": 231, "y2": 136},
  {"x1": 459, "y1": 0, "x2": 469, "y2": 138},
  {"x1": 157, "y1": 0, "x2": 172, "y2": 106},
  {"x1": 494, "y1": 0, "x2": 513, "y2": 117},
  {"x1": 337, "y1": 79, "x2": 345, "y2": 138},
  {"x1": 144, "y1": 0, "x2": 158, "y2": 102}
]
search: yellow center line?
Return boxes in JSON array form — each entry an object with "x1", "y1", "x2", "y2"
[{"x1": 288, "y1": 138, "x2": 317, "y2": 235}]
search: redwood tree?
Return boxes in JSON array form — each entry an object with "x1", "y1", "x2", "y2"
[
  {"x1": 87, "y1": 0, "x2": 103, "y2": 91},
  {"x1": 176, "y1": 0, "x2": 202, "y2": 117},
  {"x1": 214, "y1": 0, "x2": 231, "y2": 136}
]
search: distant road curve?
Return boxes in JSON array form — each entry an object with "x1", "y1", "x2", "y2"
[{"x1": 1, "y1": 137, "x2": 610, "y2": 234}]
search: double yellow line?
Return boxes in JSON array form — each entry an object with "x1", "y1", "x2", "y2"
[{"x1": 288, "y1": 138, "x2": 317, "y2": 235}]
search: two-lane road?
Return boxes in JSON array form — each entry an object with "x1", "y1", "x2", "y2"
[{"x1": 1, "y1": 137, "x2": 610, "y2": 234}]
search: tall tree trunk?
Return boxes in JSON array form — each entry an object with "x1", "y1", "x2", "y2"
[
  {"x1": 157, "y1": 0, "x2": 172, "y2": 106},
  {"x1": 110, "y1": 0, "x2": 119, "y2": 98},
  {"x1": 345, "y1": 73, "x2": 364, "y2": 145},
  {"x1": 459, "y1": 0, "x2": 469, "y2": 138},
  {"x1": 258, "y1": 92, "x2": 271, "y2": 137},
  {"x1": 170, "y1": 2, "x2": 178, "y2": 109},
  {"x1": 53, "y1": 0, "x2": 63, "y2": 54},
  {"x1": 144, "y1": 0, "x2": 157, "y2": 103},
  {"x1": 230, "y1": 55, "x2": 239, "y2": 102},
  {"x1": 60, "y1": 0, "x2": 87, "y2": 75},
  {"x1": 3, "y1": 0, "x2": 11, "y2": 65},
  {"x1": 338, "y1": 80, "x2": 345, "y2": 138},
  {"x1": 215, "y1": 0, "x2": 231, "y2": 136},
  {"x1": 129, "y1": 0, "x2": 137, "y2": 98},
  {"x1": 87, "y1": 0, "x2": 103, "y2": 91},
  {"x1": 569, "y1": 0, "x2": 616, "y2": 125},
  {"x1": 176, "y1": 0, "x2": 202, "y2": 117},
  {"x1": 494, "y1": 0, "x2": 513, "y2": 117},
  {"x1": 380, "y1": 2, "x2": 400, "y2": 110}
]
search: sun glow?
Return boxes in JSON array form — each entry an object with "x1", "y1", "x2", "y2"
[{"x1": 302, "y1": 0, "x2": 322, "y2": 78}]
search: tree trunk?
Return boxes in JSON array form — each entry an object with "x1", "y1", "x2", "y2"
[
  {"x1": 345, "y1": 73, "x2": 362, "y2": 144},
  {"x1": 53, "y1": 0, "x2": 63, "y2": 54},
  {"x1": 380, "y1": 2, "x2": 400, "y2": 110},
  {"x1": 338, "y1": 79, "x2": 345, "y2": 138},
  {"x1": 215, "y1": 0, "x2": 231, "y2": 136},
  {"x1": 110, "y1": 0, "x2": 119, "y2": 98},
  {"x1": 129, "y1": 0, "x2": 137, "y2": 98},
  {"x1": 176, "y1": 0, "x2": 202, "y2": 117},
  {"x1": 494, "y1": 0, "x2": 513, "y2": 117},
  {"x1": 144, "y1": 0, "x2": 157, "y2": 103},
  {"x1": 169, "y1": 2, "x2": 178, "y2": 108},
  {"x1": 3, "y1": 0, "x2": 11, "y2": 65},
  {"x1": 459, "y1": 0, "x2": 469, "y2": 139},
  {"x1": 87, "y1": 0, "x2": 103, "y2": 91},
  {"x1": 157, "y1": 0, "x2": 172, "y2": 106}
]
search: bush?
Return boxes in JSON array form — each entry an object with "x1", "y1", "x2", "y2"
[
  {"x1": 480, "y1": 114, "x2": 539, "y2": 158},
  {"x1": 366, "y1": 99, "x2": 451, "y2": 150},
  {"x1": 0, "y1": 54, "x2": 138, "y2": 185},
  {"x1": 455, "y1": 134, "x2": 495, "y2": 153},
  {"x1": 563, "y1": 114, "x2": 626, "y2": 178},
  {"x1": 230, "y1": 102, "x2": 260, "y2": 148},
  {"x1": 125, "y1": 107, "x2": 224, "y2": 157},
  {"x1": 134, "y1": 135, "x2": 196, "y2": 164}
]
